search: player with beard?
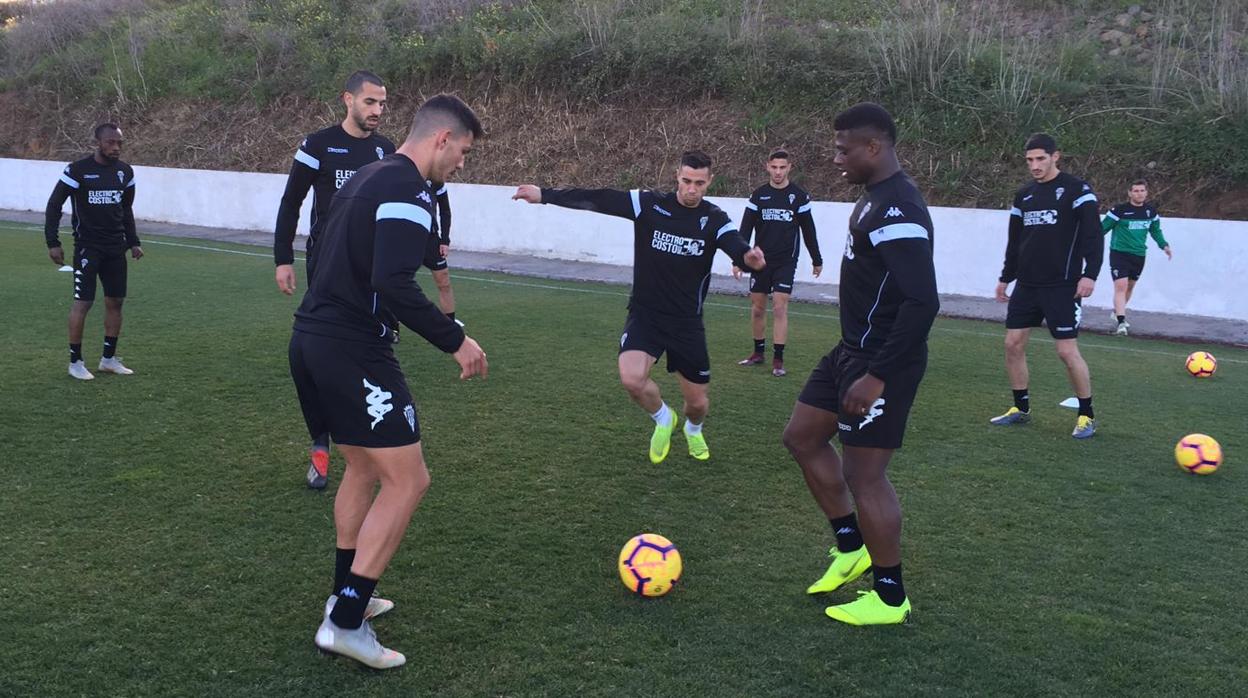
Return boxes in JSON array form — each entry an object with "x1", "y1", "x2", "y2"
[
  {"x1": 273, "y1": 70, "x2": 397, "y2": 489},
  {"x1": 44, "y1": 123, "x2": 143, "y2": 380}
]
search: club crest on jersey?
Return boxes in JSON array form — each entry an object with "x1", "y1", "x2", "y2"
[
  {"x1": 1055, "y1": 187, "x2": 1065, "y2": 200},
  {"x1": 788, "y1": 193, "x2": 796, "y2": 205},
  {"x1": 404, "y1": 404, "x2": 416, "y2": 433},
  {"x1": 376, "y1": 146, "x2": 385, "y2": 160},
  {"x1": 116, "y1": 170, "x2": 124, "y2": 183},
  {"x1": 699, "y1": 216, "x2": 708, "y2": 230},
  {"x1": 857, "y1": 201, "x2": 872, "y2": 223}
]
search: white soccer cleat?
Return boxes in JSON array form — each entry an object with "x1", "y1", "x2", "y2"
[
  {"x1": 324, "y1": 594, "x2": 395, "y2": 621},
  {"x1": 1115, "y1": 321, "x2": 1130, "y2": 336},
  {"x1": 314, "y1": 618, "x2": 406, "y2": 670},
  {"x1": 68, "y1": 360, "x2": 94, "y2": 380},
  {"x1": 98, "y1": 357, "x2": 135, "y2": 375}
]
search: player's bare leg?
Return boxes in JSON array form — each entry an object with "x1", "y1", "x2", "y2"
[
  {"x1": 771, "y1": 292, "x2": 790, "y2": 376},
  {"x1": 67, "y1": 300, "x2": 94, "y2": 379},
  {"x1": 432, "y1": 268, "x2": 455, "y2": 317},
  {"x1": 783, "y1": 402, "x2": 871, "y2": 595},
  {"x1": 1055, "y1": 338, "x2": 1096, "y2": 438},
  {"x1": 740, "y1": 292, "x2": 768, "y2": 365},
  {"x1": 991, "y1": 328, "x2": 1032, "y2": 424},
  {"x1": 620, "y1": 350, "x2": 675, "y2": 463},
  {"x1": 677, "y1": 375, "x2": 710, "y2": 459}
]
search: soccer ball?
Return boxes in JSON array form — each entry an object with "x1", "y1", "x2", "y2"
[
  {"x1": 1175, "y1": 434, "x2": 1222, "y2": 475},
  {"x1": 618, "y1": 533, "x2": 682, "y2": 597},
  {"x1": 1185, "y1": 351, "x2": 1217, "y2": 378}
]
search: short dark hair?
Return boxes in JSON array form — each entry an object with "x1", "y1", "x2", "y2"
[
  {"x1": 1131, "y1": 179, "x2": 1149, "y2": 188},
  {"x1": 344, "y1": 70, "x2": 384, "y2": 95},
  {"x1": 768, "y1": 149, "x2": 790, "y2": 162},
  {"x1": 1025, "y1": 133, "x2": 1057, "y2": 154},
  {"x1": 833, "y1": 103, "x2": 896, "y2": 144},
  {"x1": 409, "y1": 93, "x2": 483, "y2": 140},
  {"x1": 93, "y1": 122, "x2": 120, "y2": 140},
  {"x1": 680, "y1": 150, "x2": 712, "y2": 171}
]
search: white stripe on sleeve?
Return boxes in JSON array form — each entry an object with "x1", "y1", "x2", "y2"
[
  {"x1": 294, "y1": 148, "x2": 320, "y2": 171},
  {"x1": 376, "y1": 202, "x2": 432, "y2": 231},
  {"x1": 60, "y1": 173, "x2": 80, "y2": 189},
  {"x1": 716, "y1": 222, "x2": 738, "y2": 238},
  {"x1": 868, "y1": 222, "x2": 929, "y2": 246},
  {"x1": 1073, "y1": 193, "x2": 1097, "y2": 208},
  {"x1": 1009, "y1": 206, "x2": 1022, "y2": 217},
  {"x1": 797, "y1": 203, "x2": 812, "y2": 213},
  {"x1": 744, "y1": 201, "x2": 758, "y2": 211}
]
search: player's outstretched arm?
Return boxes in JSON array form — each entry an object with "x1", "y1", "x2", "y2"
[
  {"x1": 513, "y1": 184, "x2": 638, "y2": 220},
  {"x1": 274, "y1": 144, "x2": 318, "y2": 267}
]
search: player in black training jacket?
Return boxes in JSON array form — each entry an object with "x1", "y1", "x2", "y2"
[
  {"x1": 990, "y1": 134, "x2": 1103, "y2": 440},
  {"x1": 297, "y1": 94, "x2": 487, "y2": 670},
  {"x1": 273, "y1": 70, "x2": 396, "y2": 490},
  {"x1": 44, "y1": 123, "x2": 143, "y2": 381},
  {"x1": 782, "y1": 104, "x2": 938, "y2": 626},
  {"x1": 733, "y1": 149, "x2": 823, "y2": 377},
  {"x1": 422, "y1": 179, "x2": 463, "y2": 325},
  {"x1": 512, "y1": 151, "x2": 765, "y2": 464}
]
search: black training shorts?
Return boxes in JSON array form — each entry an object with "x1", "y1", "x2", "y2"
[
  {"x1": 1109, "y1": 250, "x2": 1145, "y2": 282},
  {"x1": 749, "y1": 258, "x2": 797, "y2": 296},
  {"x1": 797, "y1": 342, "x2": 927, "y2": 450},
  {"x1": 1005, "y1": 283, "x2": 1082, "y2": 340},
  {"x1": 289, "y1": 330, "x2": 420, "y2": 448},
  {"x1": 619, "y1": 310, "x2": 711, "y2": 384},
  {"x1": 72, "y1": 245, "x2": 127, "y2": 301}
]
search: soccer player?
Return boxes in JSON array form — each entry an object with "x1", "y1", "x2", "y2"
[
  {"x1": 1102, "y1": 179, "x2": 1171, "y2": 336},
  {"x1": 293, "y1": 94, "x2": 487, "y2": 669},
  {"x1": 512, "y1": 151, "x2": 765, "y2": 463},
  {"x1": 44, "y1": 123, "x2": 143, "y2": 380},
  {"x1": 273, "y1": 70, "x2": 396, "y2": 490},
  {"x1": 423, "y1": 179, "x2": 463, "y2": 325},
  {"x1": 781, "y1": 103, "x2": 938, "y2": 626},
  {"x1": 991, "y1": 134, "x2": 1103, "y2": 439},
  {"x1": 733, "y1": 150, "x2": 823, "y2": 377}
]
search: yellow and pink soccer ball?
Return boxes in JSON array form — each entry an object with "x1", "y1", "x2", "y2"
[
  {"x1": 1175, "y1": 434, "x2": 1223, "y2": 475},
  {"x1": 618, "y1": 533, "x2": 682, "y2": 597},
  {"x1": 1185, "y1": 351, "x2": 1217, "y2": 378}
]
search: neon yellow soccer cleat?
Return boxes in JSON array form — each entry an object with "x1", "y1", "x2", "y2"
[
  {"x1": 649, "y1": 411, "x2": 677, "y2": 464},
  {"x1": 685, "y1": 427, "x2": 710, "y2": 461},
  {"x1": 806, "y1": 545, "x2": 871, "y2": 594},
  {"x1": 825, "y1": 590, "x2": 911, "y2": 626}
]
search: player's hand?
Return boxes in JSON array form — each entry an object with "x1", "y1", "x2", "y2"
[
  {"x1": 453, "y1": 336, "x2": 488, "y2": 380},
  {"x1": 743, "y1": 246, "x2": 766, "y2": 271},
  {"x1": 843, "y1": 373, "x2": 885, "y2": 418},
  {"x1": 995, "y1": 281, "x2": 1010, "y2": 302},
  {"x1": 131, "y1": 245, "x2": 144, "y2": 260},
  {"x1": 439, "y1": 244, "x2": 450, "y2": 258},
  {"x1": 812, "y1": 264, "x2": 823, "y2": 278},
  {"x1": 1075, "y1": 276, "x2": 1095, "y2": 298},
  {"x1": 275, "y1": 264, "x2": 297, "y2": 295},
  {"x1": 1164, "y1": 246, "x2": 1172, "y2": 260},
  {"x1": 511, "y1": 185, "x2": 542, "y2": 204},
  {"x1": 48, "y1": 246, "x2": 64, "y2": 266},
  {"x1": 731, "y1": 265, "x2": 742, "y2": 280}
]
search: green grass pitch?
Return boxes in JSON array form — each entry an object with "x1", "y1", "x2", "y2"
[{"x1": 1, "y1": 223, "x2": 1245, "y2": 696}]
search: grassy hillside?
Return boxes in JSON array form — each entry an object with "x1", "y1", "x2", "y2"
[{"x1": 3, "y1": 0, "x2": 1247, "y2": 217}]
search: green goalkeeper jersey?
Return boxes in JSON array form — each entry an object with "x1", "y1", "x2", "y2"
[{"x1": 1102, "y1": 202, "x2": 1168, "y2": 256}]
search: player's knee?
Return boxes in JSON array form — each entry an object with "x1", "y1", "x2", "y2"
[
  {"x1": 1055, "y1": 342, "x2": 1082, "y2": 364},
  {"x1": 1004, "y1": 335, "x2": 1026, "y2": 354},
  {"x1": 619, "y1": 372, "x2": 647, "y2": 397},
  {"x1": 685, "y1": 393, "x2": 709, "y2": 416},
  {"x1": 843, "y1": 465, "x2": 882, "y2": 493},
  {"x1": 782, "y1": 423, "x2": 814, "y2": 456}
]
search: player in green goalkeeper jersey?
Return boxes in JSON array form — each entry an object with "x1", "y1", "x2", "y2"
[{"x1": 1101, "y1": 180, "x2": 1171, "y2": 336}]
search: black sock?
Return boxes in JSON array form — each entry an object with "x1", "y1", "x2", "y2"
[
  {"x1": 774, "y1": 343, "x2": 785, "y2": 361},
  {"x1": 753, "y1": 338, "x2": 765, "y2": 354},
  {"x1": 333, "y1": 548, "x2": 356, "y2": 597},
  {"x1": 873, "y1": 563, "x2": 906, "y2": 606},
  {"x1": 69, "y1": 343, "x2": 82, "y2": 363},
  {"x1": 102, "y1": 336, "x2": 118, "y2": 359},
  {"x1": 447, "y1": 311, "x2": 456, "y2": 322},
  {"x1": 1012, "y1": 388, "x2": 1030, "y2": 413},
  {"x1": 1117, "y1": 315, "x2": 1125, "y2": 324},
  {"x1": 829, "y1": 512, "x2": 864, "y2": 552},
  {"x1": 329, "y1": 572, "x2": 378, "y2": 630},
  {"x1": 1078, "y1": 396, "x2": 1094, "y2": 419},
  {"x1": 312, "y1": 432, "x2": 330, "y2": 450}
]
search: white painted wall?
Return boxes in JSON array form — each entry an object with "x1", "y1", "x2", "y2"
[{"x1": 3, "y1": 157, "x2": 1242, "y2": 320}]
